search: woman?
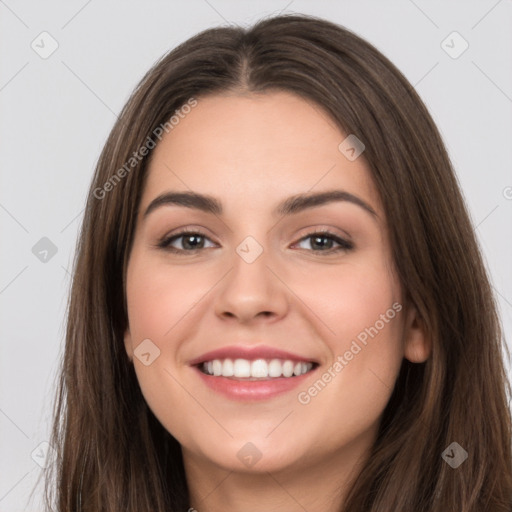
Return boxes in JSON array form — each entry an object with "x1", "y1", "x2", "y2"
[{"x1": 43, "y1": 13, "x2": 512, "y2": 512}]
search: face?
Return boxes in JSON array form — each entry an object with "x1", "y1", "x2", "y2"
[{"x1": 123, "y1": 91, "x2": 429, "y2": 477}]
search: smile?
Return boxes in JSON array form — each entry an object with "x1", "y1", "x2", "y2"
[
  {"x1": 199, "y1": 358, "x2": 316, "y2": 379},
  {"x1": 189, "y1": 344, "x2": 320, "y2": 400}
]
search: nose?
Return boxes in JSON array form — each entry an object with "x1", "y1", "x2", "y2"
[{"x1": 214, "y1": 242, "x2": 289, "y2": 325}]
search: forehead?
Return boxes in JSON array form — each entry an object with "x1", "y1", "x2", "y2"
[{"x1": 141, "y1": 91, "x2": 381, "y2": 217}]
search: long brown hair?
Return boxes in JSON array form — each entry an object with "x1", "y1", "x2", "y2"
[{"x1": 42, "y1": 13, "x2": 512, "y2": 511}]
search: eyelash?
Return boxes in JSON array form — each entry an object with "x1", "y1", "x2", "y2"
[{"x1": 156, "y1": 228, "x2": 354, "y2": 255}]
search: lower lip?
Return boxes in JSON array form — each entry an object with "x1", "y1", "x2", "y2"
[{"x1": 192, "y1": 366, "x2": 317, "y2": 401}]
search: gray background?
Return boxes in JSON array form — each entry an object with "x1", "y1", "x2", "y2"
[{"x1": 1, "y1": 1, "x2": 511, "y2": 510}]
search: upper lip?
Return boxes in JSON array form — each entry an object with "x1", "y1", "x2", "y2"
[{"x1": 188, "y1": 345, "x2": 319, "y2": 366}]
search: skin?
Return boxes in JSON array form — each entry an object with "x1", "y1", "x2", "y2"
[{"x1": 123, "y1": 91, "x2": 430, "y2": 512}]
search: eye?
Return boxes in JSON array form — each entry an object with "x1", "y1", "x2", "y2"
[
  {"x1": 293, "y1": 231, "x2": 353, "y2": 254},
  {"x1": 156, "y1": 229, "x2": 353, "y2": 255},
  {"x1": 157, "y1": 230, "x2": 216, "y2": 253}
]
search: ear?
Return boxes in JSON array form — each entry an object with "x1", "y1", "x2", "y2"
[
  {"x1": 124, "y1": 327, "x2": 134, "y2": 363},
  {"x1": 403, "y1": 304, "x2": 431, "y2": 363}
]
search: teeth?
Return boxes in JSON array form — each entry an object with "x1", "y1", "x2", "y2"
[
  {"x1": 233, "y1": 359, "x2": 251, "y2": 377},
  {"x1": 212, "y1": 360, "x2": 222, "y2": 376},
  {"x1": 268, "y1": 359, "x2": 282, "y2": 377},
  {"x1": 282, "y1": 360, "x2": 294, "y2": 377},
  {"x1": 251, "y1": 359, "x2": 268, "y2": 378},
  {"x1": 222, "y1": 358, "x2": 234, "y2": 377},
  {"x1": 200, "y1": 358, "x2": 314, "y2": 378}
]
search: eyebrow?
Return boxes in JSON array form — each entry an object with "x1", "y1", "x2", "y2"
[{"x1": 143, "y1": 189, "x2": 378, "y2": 220}]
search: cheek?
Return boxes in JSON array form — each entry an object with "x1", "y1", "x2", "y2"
[
  {"x1": 124, "y1": 253, "x2": 214, "y2": 441},
  {"x1": 290, "y1": 254, "x2": 402, "y2": 352},
  {"x1": 292, "y1": 258, "x2": 404, "y2": 430},
  {"x1": 125, "y1": 253, "x2": 217, "y2": 345}
]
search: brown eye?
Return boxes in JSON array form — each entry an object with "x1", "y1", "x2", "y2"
[
  {"x1": 158, "y1": 231, "x2": 216, "y2": 253},
  {"x1": 294, "y1": 231, "x2": 353, "y2": 253}
]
